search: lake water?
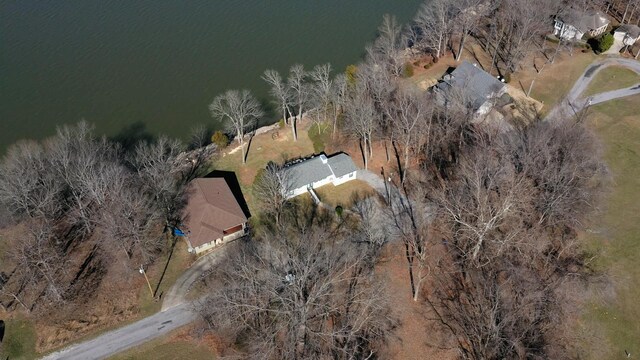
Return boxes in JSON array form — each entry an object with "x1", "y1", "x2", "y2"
[{"x1": 1, "y1": 1, "x2": 422, "y2": 150}]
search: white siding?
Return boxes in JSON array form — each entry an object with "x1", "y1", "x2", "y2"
[{"x1": 332, "y1": 171, "x2": 356, "y2": 186}]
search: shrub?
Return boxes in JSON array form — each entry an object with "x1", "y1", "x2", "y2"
[
  {"x1": 432, "y1": 56, "x2": 439, "y2": 63},
  {"x1": 590, "y1": 33, "x2": 614, "y2": 53},
  {"x1": 335, "y1": 205, "x2": 343, "y2": 217},
  {"x1": 423, "y1": 63, "x2": 432, "y2": 70},
  {"x1": 278, "y1": 118, "x2": 285, "y2": 128},
  {"x1": 211, "y1": 130, "x2": 229, "y2": 148},
  {"x1": 402, "y1": 62, "x2": 414, "y2": 78}
]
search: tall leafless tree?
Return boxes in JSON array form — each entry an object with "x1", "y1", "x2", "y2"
[
  {"x1": 209, "y1": 89, "x2": 264, "y2": 164},
  {"x1": 287, "y1": 64, "x2": 310, "y2": 142}
]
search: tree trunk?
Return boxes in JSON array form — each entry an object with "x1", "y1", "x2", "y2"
[
  {"x1": 363, "y1": 138, "x2": 369, "y2": 170},
  {"x1": 456, "y1": 32, "x2": 467, "y2": 61}
]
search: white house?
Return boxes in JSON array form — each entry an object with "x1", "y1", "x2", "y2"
[
  {"x1": 284, "y1": 153, "x2": 358, "y2": 199},
  {"x1": 554, "y1": 10, "x2": 609, "y2": 41},
  {"x1": 615, "y1": 24, "x2": 640, "y2": 46}
]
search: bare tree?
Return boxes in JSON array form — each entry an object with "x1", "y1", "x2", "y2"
[
  {"x1": 451, "y1": 0, "x2": 488, "y2": 61},
  {"x1": 253, "y1": 162, "x2": 293, "y2": 228},
  {"x1": 309, "y1": 63, "x2": 333, "y2": 133},
  {"x1": 369, "y1": 14, "x2": 406, "y2": 76},
  {"x1": 385, "y1": 88, "x2": 433, "y2": 183},
  {"x1": 287, "y1": 64, "x2": 310, "y2": 142},
  {"x1": 343, "y1": 87, "x2": 379, "y2": 170},
  {"x1": 99, "y1": 184, "x2": 164, "y2": 265},
  {"x1": 197, "y1": 225, "x2": 392, "y2": 360},
  {"x1": 0, "y1": 140, "x2": 61, "y2": 220},
  {"x1": 262, "y1": 69, "x2": 294, "y2": 128},
  {"x1": 412, "y1": 0, "x2": 455, "y2": 59},
  {"x1": 209, "y1": 89, "x2": 264, "y2": 164},
  {"x1": 330, "y1": 73, "x2": 349, "y2": 136},
  {"x1": 129, "y1": 136, "x2": 184, "y2": 223}
]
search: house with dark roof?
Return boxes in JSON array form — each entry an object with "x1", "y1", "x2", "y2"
[
  {"x1": 554, "y1": 9, "x2": 609, "y2": 41},
  {"x1": 182, "y1": 176, "x2": 249, "y2": 254},
  {"x1": 284, "y1": 153, "x2": 358, "y2": 199},
  {"x1": 433, "y1": 61, "x2": 506, "y2": 116}
]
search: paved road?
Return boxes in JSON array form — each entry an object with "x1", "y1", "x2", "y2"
[
  {"x1": 41, "y1": 303, "x2": 197, "y2": 360},
  {"x1": 40, "y1": 247, "x2": 229, "y2": 360},
  {"x1": 546, "y1": 58, "x2": 640, "y2": 120}
]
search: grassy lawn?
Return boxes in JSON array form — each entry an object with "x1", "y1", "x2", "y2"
[
  {"x1": 314, "y1": 179, "x2": 375, "y2": 208},
  {"x1": 0, "y1": 316, "x2": 37, "y2": 360},
  {"x1": 215, "y1": 125, "x2": 315, "y2": 213},
  {"x1": 512, "y1": 50, "x2": 597, "y2": 114},
  {"x1": 580, "y1": 94, "x2": 640, "y2": 359},
  {"x1": 583, "y1": 66, "x2": 640, "y2": 97},
  {"x1": 139, "y1": 240, "x2": 194, "y2": 317},
  {"x1": 107, "y1": 331, "x2": 217, "y2": 360}
]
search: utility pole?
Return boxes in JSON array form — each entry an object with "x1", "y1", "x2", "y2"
[{"x1": 139, "y1": 265, "x2": 154, "y2": 299}]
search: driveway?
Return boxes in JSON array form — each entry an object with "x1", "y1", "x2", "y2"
[
  {"x1": 161, "y1": 245, "x2": 228, "y2": 311},
  {"x1": 545, "y1": 58, "x2": 640, "y2": 120}
]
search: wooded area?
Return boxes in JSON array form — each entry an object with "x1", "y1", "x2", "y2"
[{"x1": 3, "y1": 0, "x2": 636, "y2": 357}]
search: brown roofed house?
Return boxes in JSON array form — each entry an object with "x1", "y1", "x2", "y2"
[{"x1": 182, "y1": 177, "x2": 248, "y2": 254}]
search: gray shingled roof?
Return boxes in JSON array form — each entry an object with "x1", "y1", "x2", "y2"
[
  {"x1": 617, "y1": 24, "x2": 640, "y2": 39},
  {"x1": 327, "y1": 153, "x2": 358, "y2": 178},
  {"x1": 560, "y1": 10, "x2": 609, "y2": 33},
  {"x1": 285, "y1": 153, "x2": 358, "y2": 190},
  {"x1": 435, "y1": 61, "x2": 505, "y2": 111}
]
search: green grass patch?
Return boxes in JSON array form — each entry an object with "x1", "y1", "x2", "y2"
[
  {"x1": 215, "y1": 125, "x2": 315, "y2": 214},
  {"x1": 0, "y1": 316, "x2": 37, "y2": 360},
  {"x1": 314, "y1": 180, "x2": 375, "y2": 208},
  {"x1": 139, "y1": 240, "x2": 194, "y2": 317},
  {"x1": 307, "y1": 122, "x2": 331, "y2": 153},
  {"x1": 107, "y1": 334, "x2": 217, "y2": 360},
  {"x1": 580, "y1": 94, "x2": 640, "y2": 359},
  {"x1": 583, "y1": 66, "x2": 640, "y2": 97},
  {"x1": 513, "y1": 51, "x2": 597, "y2": 114}
]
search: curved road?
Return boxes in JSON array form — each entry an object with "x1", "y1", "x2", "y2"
[
  {"x1": 41, "y1": 247, "x2": 228, "y2": 360},
  {"x1": 545, "y1": 57, "x2": 640, "y2": 121}
]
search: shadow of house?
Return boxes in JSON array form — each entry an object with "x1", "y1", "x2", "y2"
[{"x1": 204, "y1": 170, "x2": 251, "y2": 219}]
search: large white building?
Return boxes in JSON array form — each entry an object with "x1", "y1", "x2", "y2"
[
  {"x1": 284, "y1": 153, "x2": 358, "y2": 199},
  {"x1": 554, "y1": 10, "x2": 609, "y2": 41}
]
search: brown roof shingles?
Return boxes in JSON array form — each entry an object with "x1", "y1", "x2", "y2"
[{"x1": 183, "y1": 178, "x2": 247, "y2": 248}]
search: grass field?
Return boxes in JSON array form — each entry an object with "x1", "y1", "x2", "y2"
[
  {"x1": 513, "y1": 50, "x2": 597, "y2": 114},
  {"x1": 107, "y1": 330, "x2": 217, "y2": 360},
  {"x1": 0, "y1": 316, "x2": 37, "y2": 360},
  {"x1": 139, "y1": 240, "x2": 194, "y2": 317},
  {"x1": 580, "y1": 94, "x2": 640, "y2": 359},
  {"x1": 314, "y1": 179, "x2": 375, "y2": 208},
  {"x1": 584, "y1": 66, "x2": 640, "y2": 97},
  {"x1": 215, "y1": 124, "x2": 315, "y2": 213}
]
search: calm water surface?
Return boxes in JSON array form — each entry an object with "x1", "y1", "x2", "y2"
[{"x1": 1, "y1": 1, "x2": 422, "y2": 150}]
